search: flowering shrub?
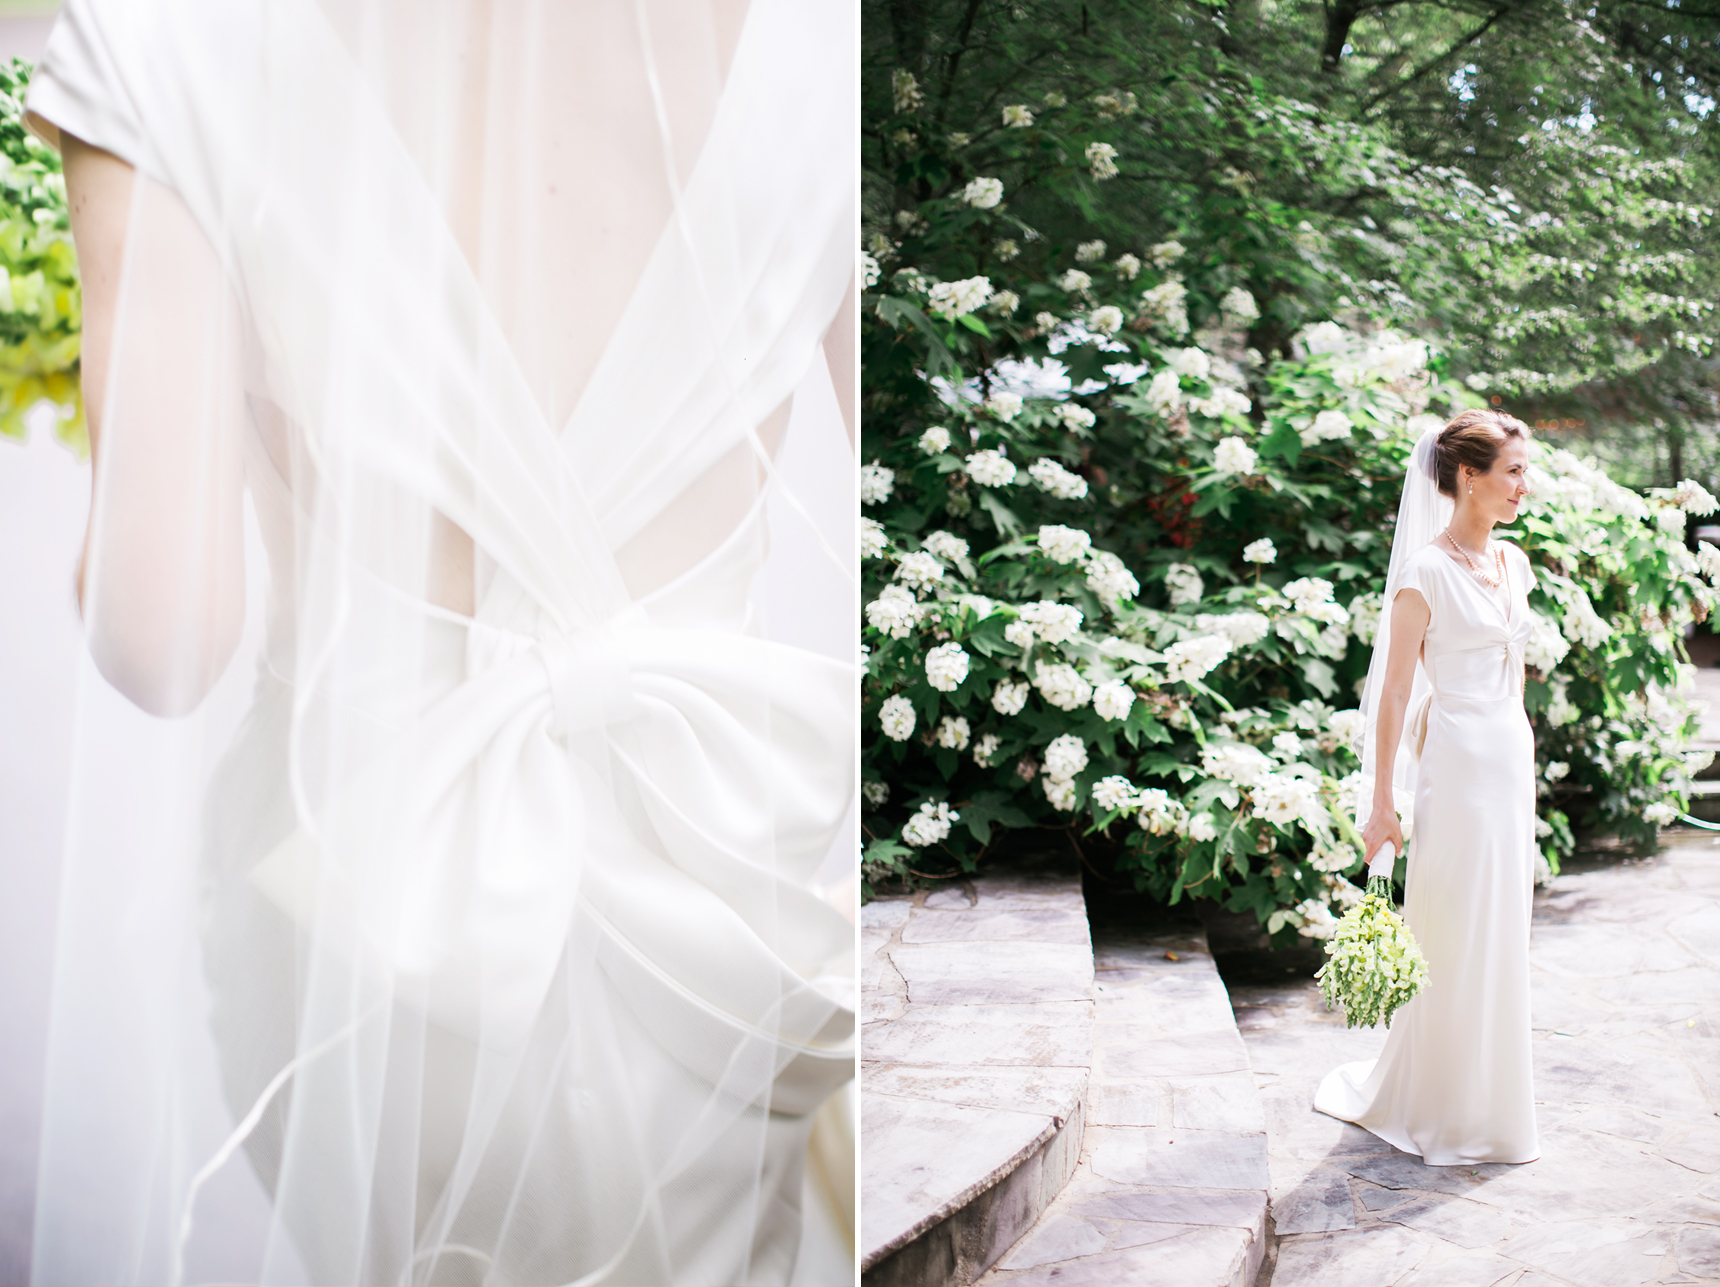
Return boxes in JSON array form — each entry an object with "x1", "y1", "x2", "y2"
[
  {"x1": 860, "y1": 80, "x2": 1718, "y2": 935},
  {"x1": 0, "y1": 60, "x2": 80, "y2": 455}
]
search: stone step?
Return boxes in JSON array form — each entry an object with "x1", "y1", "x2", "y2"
[
  {"x1": 972, "y1": 924, "x2": 1270, "y2": 1287},
  {"x1": 861, "y1": 859, "x2": 1095, "y2": 1287}
]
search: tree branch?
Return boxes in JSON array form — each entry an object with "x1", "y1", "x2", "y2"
[{"x1": 1361, "y1": 5, "x2": 1514, "y2": 114}]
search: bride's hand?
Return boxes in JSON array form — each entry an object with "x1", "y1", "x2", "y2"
[{"x1": 1361, "y1": 806, "x2": 1404, "y2": 868}]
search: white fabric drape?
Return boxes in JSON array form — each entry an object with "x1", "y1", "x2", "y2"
[{"x1": 26, "y1": 1, "x2": 856, "y2": 1283}]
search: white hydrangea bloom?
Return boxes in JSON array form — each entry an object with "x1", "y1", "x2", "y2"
[
  {"x1": 1033, "y1": 310, "x2": 1060, "y2": 331},
  {"x1": 1220, "y1": 287, "x2": 1260, "y2": 324},
  {"x1": 1019, "y1": 600, "x2": 1084, "y2": 643},
  {"x1": 966, "y1": 448, "x2": 1018, "y2": 486},
  {"x1": 1294, "y1": 899, "x2": 1340, "y2": 940},
  {"x1": 1656, "y1": 506, "x2": 1688, "y2": 537},
  {"x1": 986, "y1": 391, "x2": 1024, "y2": 421},
  {"x1": 1089, "y1": 305, "x2": 1125, "y2": 335},
  {"x1": 928, "y1": 276, "x2": 994, "y2": 320},
  {"x1": 1213, "y1": 436, "x2": 1258, "y2": 477},
  {"x1": 862, "y1": 780, "x2": 888, "y2": 807},
  {"x1": 996, "y1": 239, "x2": 1020, "y2": 261},
  {"x1": 1086, "y1": 141, "x2": 1119, "y2": 179},
  {"x1": 879, "y1": 694, "x2": 916, "y2": 741},
  {"x1": 1150, "y1": 241, "x2": 1184, "y2": 267},
  {"x1": 1137, "y1": 280, "x2": 1189, "y2": 336},
  {"x1": 1042, "y1": 775, "x2": 1079, "y2": 811},
  {"x1": 1676, "y1": 478, "x2": 1719, "y2": 514},
  {"x1": 1526, "y1": 609, "x2": 1571, "y2": 672},
  {"x1": 1114, "y1": 253, "x2": 1142, "y2": 279},
  {"x1": 1190, "y1": 387, "x2": 1252, "y2": 419},
  {"x1": 1135, "y1": 789, "x2": 1188, "y2": 835},
  {"x1": 1348, "y1": 593, "x2": 1380, "y2": 643},
  {"x1": 1271, "y1": 731, "x2": 1305, "y2": 760},
  {"x1": 1043, "y1": 734, "x2": 1089, "y2": 780},
  {"x1": 1243, "y1": 537, "x2": 1277, "y2": 564},
  {"x1": 1165, "y1": 563, "x2": 1204, "y2": 606},
  {"x1": 925, "y1": 642, "x2": 971, "y2": 692},
  {"x1": 922, "y1": 531, "x2": 970, "y2": 564},
  {"x1": 990, "y1": 289, "x2": 1020, "y2": 315},
  {"x1": 1562, "y1": 590, "x2": 1613, "y2": 650},
  {"x1": 1004, "y1": 620, "x2": 1036, "y2": 648},
  {"x1": 1186, "y1": 812, "x2": 1218, "y2": 843},
  {"x1": 992, "y1": 678, "x2": 1030, "y2": 715},
  {"x1": 1329, "y1": 708, "x2": 1365, "y2": 750},
  {"x1": 1144, "y1": 368, "x2": 1183, "y2": 413},
  {"x1": 861, "y1": 517, "x2": 888, "y2": 560},
  {"x1": 918, "y1": 425, "x2": 952, "y2": 454},
  {"x1": 1301, "y1": 409, "x2": 1354, "y2": 446},
  {"x1": 1300, "y1": 321, "x2": 1348, "y2": 354},
  {"x1": 936, "y1": 715, "x2": 971, "y2": 750},
  {"x1": 866, "y1": 584, "x2": 922, "y2": 638},
  {"x1": 861, "y1": 251, "x2": 881, "y2": 290},
  {"x1": 1546, "y1": 681, "x2": 1580, "y2": 728},
  {"x1": 1644, "y1": 801, "x2": 1679, "y2": 827},
  {"x1": 1202, "y1": 741, "x2": 1273, "y2": 787},
  {"x1": 1093, "y1": 681, "x2": 1135, "y2": 722},
  {"x1": 1092, "y1": 775, "x2": 1138, "y2": 812},
  {"x1": 1543, "y1": 760, "x2": 1569, "y2": 782},
  {"x1": 1700, "y1": 542, "x2": 1720, "y2": 582},
  {"x1": 895, "y1": 550, "x2": 944, "y2": 591},
  {"x1": 1038, "y1": 524, "x2": 1093, "y2": 564},
  {"x1": 1056, "y1": 268, "x2": 1093, "y2": 293},
  {"x1": 861, "y1": 461, "x2": 894, "y2": 505},
  {"x1": 1054, "y1": 404, "x2": 1097, "y2": 431},
  {"x1": 1076, "y1": 240, "x2": 1107, "y2": 263},
  {"x1": 1252, "y1": 771, "x2": 1322, "y2": 829},
  {"x1": 1002, "y1": 103, "x2": 1034, "y2": 128},
  {"x1": 902, "y1": 801, "x2": 959, "y2": 847},
  {"x1": 1167, "y1": 347, "x2": 1211, "y2": 381},
  {"x1": 1085, "y1": 551, "x2": 1140, "y2": 603},
  {"x1": 962, "y1": 176, "x2": 1004, "y2": 208},
  {"x1": 1310, "y1": 841, "x2": 1358, "y2": 873},
  {"x1": 1034, "y1": 661, "x2": 1095, "y2": 710},
  {"x1": 973, "y1": 733, "x2": 1002, "y2": 766},
  {"x1": 1283, "y1": 577, "x2": 1343, "y2": 619},
  {"x1": 1163, "y1": 634, "x2": 1233, "y2": 682},
  {"x1": 1195, "y1": 612, "x2": 1270, "y2": 647},
  {"x1": 892, "y1": 68, "x2": 924, "y2": 113}
]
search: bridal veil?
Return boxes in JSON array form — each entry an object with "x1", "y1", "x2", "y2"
[{"x1": 25, "y1": 0, "x2": 856, "y2": 1283}]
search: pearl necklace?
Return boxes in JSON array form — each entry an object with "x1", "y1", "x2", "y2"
[{"x1": 1442, "y1": 528, "x2": 1504, "y2": 589}]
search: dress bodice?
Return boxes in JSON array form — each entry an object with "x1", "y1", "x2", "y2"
[{"x1": 1398, "y1": 540, "x2": 1535, "y2": 705}]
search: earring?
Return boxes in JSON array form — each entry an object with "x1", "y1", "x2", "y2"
[{"x1": 1468, "y1": 481, "x2": 1474, "y2": 495}]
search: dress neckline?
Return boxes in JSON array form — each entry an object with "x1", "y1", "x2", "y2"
[{"x1": 1431, "y1": 541, "x2": 1514, "y2": 626}]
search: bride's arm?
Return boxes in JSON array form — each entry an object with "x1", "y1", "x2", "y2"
[
  {"x1": 1362, "y1": 586, "x2": 1431, "y2": 864},
  {"x1": 64, "y1": 133, "x2": 247, "y2": 717}
]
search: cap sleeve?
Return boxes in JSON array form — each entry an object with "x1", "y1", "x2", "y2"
[
  {"x1": 1391, "y1": 547, "x2": 1438, "y2": 619},
  {"x1": 1511, "y1": 542, "x2": 1537, "y2": 596},
  {"x1": 23, "y1": 0, "x2": 165, "y2": 181}
]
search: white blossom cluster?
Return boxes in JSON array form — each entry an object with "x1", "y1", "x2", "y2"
[
  {"x1": 1038, "y1": 524, "x2": 1092, "y2": 564},
  {"x1": 1644, "y1": 801, "x2": 1679, "y2": 827},
  {"x1": 862, "y1": 780, "x2": 888, "y2": 807},
  {"x1": 1190, "y1": 388, "x2": 1252, "y2": 419},
  {"x1": 922, "y1": 530, "x2": 970, "y2": 564},
  {"x1": 861, "y1": 461, "x2": 894, "y2": 505},
  {"x1": 1040, "y1": 734, "x2": 1089, "y2": 810},
  {"x1": 861, "y1": 517, "x2": 888, "y2": 560},
  {"x1": 879, "y1": 693, "x2": 916, "y2": 741},
  {"x1": 1002, "y1": 103, "x2": 1033, "y2": 128},
  {"x1": 1252, "y1": 770, "x2": 1322, "y2": 829},
  {"x1": 1167, "y1": 347, "x2": 1211, "y2": 380},
  {"x1": 962, "y1": 177, "x2": 1004, "y2": 209},
  {"x1": 1525, "y1": 609, "x2": 1571, "y2": 673},
  {"x1": 1093, "y1": 680, "x2": 1135, "y2": 722},
  {"x1": 1700, "y1": 543, "x2": 1720, "y2": 582},
  {"x1": 935, "y1": 716, "x2": 970, "y2": 750},
  {"x1": 1165, "y1": 563, "x2": 1204, "y2": 606},
  {"x1": 1089, "y1": 305, "x2": 1125, "y2": 335},
  {"x1": 1202, "y1": 741, "x2": 1273, "y2": 787},
  {"x1": 1328, "y1": 709, "x2": 1366, "y2": 751},
  {"x1": 1347, "y1": 594, "x2": 1380, "y2": 643},
  {"x1": 1282, "y1": 578, "x2": 1349, "y2": 626},
  {"x1": 991, "y1": 678, "x2": 1029, "y2": 715},
  {"x1": 1085, "y1": 550, "x2": 1140, "y2": 604},
  {"x1": 895, "y1": 550, "x2": 944, "y2": 591},
  {"x1": 1056, "y1": 269, "x2": 1093, "y2": 293},
  {"x1": 1136, "y1": 280, "x2": 1189, "y2": 336},
  {"x1": 1195, "y1": 612, "x2": 1271, "y2": 647},
  {"x1": 1033, "y1": 661, "x2": 1094, "y2": 710},
  {"x1": 925, "y1": 642, "x2": 971, "y2": 692},
  {"x1": 1054, "y1": 403, "x2": 1097, "y2": 431},
  {"x1": 1149, "y1": 241, "x2": 1184, "y2": 267},
  {"x1": 928, "y1": 275, "x2": 993, "y2": 320},
  {"x1": 986, "y1": 391, "x2": 1023, "y2": 421},
  {"x1": 1220, "y1": 287, "x2": 1260, "y2": 325},
  {"x1": 966, "y1": 448, "x2": 1017, "y2": 487},
  {"x1": 902, "y1": 800, "x2": 959, "y2": 847},
  {"x1": 861, "y1": 252, "x2": 881, "y2": 290},
  {"x1": 1562, "y1": 589, "x2": 1614, "y2": 650},
  {"x1": 1114, "y1": 253, "x2": 1141, "y2": 279},
  {"x1": 1008, "y1": 600, "x2": 1084, "y2": 645},
  {"x1": 892, "y1": 69, "x2": 923, "y2": 113},
  {"x1": 1086, "y1": 141, "x2": 1119, "y2": 179},
  {"x1": 1136, "y1": 788, "x2": 1189, "y2": 835},
  {"x1": 1243, "y1": 538, "x2": 1277, "y2": 564},
  {"x1": 1143, "y1": 369, "x2": 1182, "y2": 413},
  {"x1": 918, "y1": 425, "x2": 951, "y2": 454},
  {"x1": 1213, "y1": 437, "x2": 1258, "y2": 476},
  {"x1": 1298, "y1": 409, "x2": 1353, "y2": 446},
  {"x1": 990, "y1": 290, "x2": 1020, "y2": 315},
  {"x1": 973, "y1": 732, "x2": 1002, "y2": 766},
  {"x1": 1029, "y1": 458, "x2": 1089, "y2": 499},
  {"x1": 1075, "y1": 240, "x2": 1107, "y2": 263},
  {"x1": 1163, "y1": 634, "x2": 1233, "y2": 683},
  {"x1": 1092, "y1": 775, "x2": 1137, "y2": 812},
  {"x1": 866, "y1": 584, "x2": 923, "y2": 638}
]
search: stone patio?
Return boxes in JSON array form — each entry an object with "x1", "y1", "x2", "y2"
[{"x1": 1235, "y1": 833, "x2": 1720, "y2": 1286}]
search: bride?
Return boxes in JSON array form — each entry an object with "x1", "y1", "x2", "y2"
[
  {"x1": 25, "y1": 0, "x2": 855, "y2": 1283},
  {"x1": 1314, "y1": 409, "x2": 1540, "y2": 1166}
]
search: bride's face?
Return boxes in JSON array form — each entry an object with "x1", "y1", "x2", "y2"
[{"x1": 1464, "y1": 436, "x2": 1532, "y2": 525}]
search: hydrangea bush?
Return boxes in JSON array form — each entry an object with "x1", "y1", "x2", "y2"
[{"x1": 860, "y1": 89, "x2": 1719, "y2": 937}]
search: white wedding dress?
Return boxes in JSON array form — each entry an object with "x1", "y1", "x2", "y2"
[
  {"x1": 26, "y1": 1, "x2": 855, "y2": 1283},
  {"x1": 1315, "y1": 539, "x2": 1540, "y2": 1165}
]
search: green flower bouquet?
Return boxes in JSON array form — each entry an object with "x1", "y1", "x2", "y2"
[{"x1": 1316, "y1": 871, "x2": 1429, "y2": 1029}]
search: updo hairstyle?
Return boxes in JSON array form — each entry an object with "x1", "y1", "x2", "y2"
[{"x1": 1432, "y1": 409, "x2": 1530, "y2": 499}]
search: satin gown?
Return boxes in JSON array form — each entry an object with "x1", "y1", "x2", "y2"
[{"x1": 1314, "y1": 540, "x2": 1541, "y2": 1165}]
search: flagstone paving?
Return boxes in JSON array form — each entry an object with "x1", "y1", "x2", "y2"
[{"x1": 1234, "y1": 834, "x2": 1720, "y2": 1287}]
